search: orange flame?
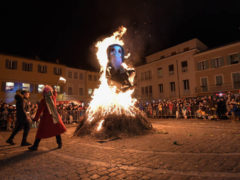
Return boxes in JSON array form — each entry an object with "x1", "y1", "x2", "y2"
[{"x1": 86, "y1": 26, "x2": 137, "y2": 131}]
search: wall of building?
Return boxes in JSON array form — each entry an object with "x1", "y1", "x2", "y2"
[
  {"x1": 194, "y1": 42, "x2": 240, "y2": 95},
  {"x1": 136, "y1": 39, "x2": 206, "y2": 101},
  {"x1": 0, "y1": 54, "x2": 65, "y2": 103}
]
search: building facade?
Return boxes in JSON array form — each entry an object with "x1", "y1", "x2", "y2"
[
  {"x1": 195, "y1": 42, "x2": 240, "y2": 96},
  {"x1": 0, "y1": 54, "x2": 66, "y2": 103},
  {"x1": 64, "y1": 67, "x2": 100, "y2": 102},
  {"x1": 135, "y1": 39, "x2": 207, "y2": 101},
  {"x1": 0, "y1": 53, "x2": 100, "y2": 104}
]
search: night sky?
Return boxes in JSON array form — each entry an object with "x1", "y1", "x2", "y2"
[{"x1": 0, "y1": 1, "x2": 239, "y2": 70}]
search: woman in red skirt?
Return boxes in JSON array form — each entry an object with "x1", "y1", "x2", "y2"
[{"x1": 29, "y1": 85, "x2": 66, "y2": 151}]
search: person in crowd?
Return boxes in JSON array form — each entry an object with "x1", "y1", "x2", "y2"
[{"x1": 6, "y1": 90, "x2": 32, "y2": 146}]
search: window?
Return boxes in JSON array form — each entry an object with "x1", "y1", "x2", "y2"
[
  {"x1": 79, "y1": 88, "x2": 83, "y2": 96},
  {"x1": 22, "y1": 62, "x2": 33, "y2": 72},
  {"x1": 74, "y1": 72, "x2": 78, "y2": 79},
  {"x1": 88, "y1": 88, "x2": 93, "y2": 95},
  {"x1": 68, "y1": 71, "x2": 72, "y2": 78},
  {"x1": 149, "y1": 86, "x2": 152, "y2": 97},
  {"x1": 38, "y1": 65, "x2": 47, "y2": 73},
  {"x1": 159, "y1": 84, "x2": 163, "y2": 93},
  {"x1": 184, "y1": 47, "x2": 189, "y2": 52},
  {"x1": 183, "y1": 80, "x2": 190, "y2": 90},
  {"x1": 148, "y1": 71, "x2": 152, "y2": 80},
  {"x1": 68, "y1": 87, "x2": 73, "y2": 95},
  {"x1": 169, "y1": 64, "x2": 174, "y2": 75},
  {"x1": 5, "y1": 59, "x2": 17, "y2": 70},
  {"x1": 216, "y1": 75, "x2": 223, "y2": 86},
  {"x1": 94, "y1": 75, "x2": 97, "y2": 81},
  {"x1": 54, "y1": 67, "x2": 62, "y2": 75},
  {"x1": 228, "y1": 53, "x2": 240, "y2": 65},
  {"x1": 157, "y1": 68, "x2": 163, "y2": 78},
  {"x1": 145, "y1": 86, "x2": 148, "y2": 97},
  {"x1": 38, "y1": 84, "x2": 44, "y2": 93},
  {"x1": 141, "y1": 87, "x2": 144, "y2": 96},
  {"x1": 22, "y1": 83, "x2": 30, "y2": 91},
  {"x1": 197, "y1": 60, "x2": 209, "y2": 70},
  {"x1": 54, "y1": 85, "x2": 61, "y2": 92},
  {"x1": 181, "y1": 61, "x2": 188, "y2": 72},
  {"x1": 88, "y1": 74, "x2": 92, "y2": 81},
  {"x1": 6, "y1": 82, "x2": 14, "y2": 91},
  {"x1": 79, "y1": 73, "x2": 83, "y2": 80},
  {"x1": 211, "y1": 57, "x2": 224, "y2": 68},
  {"x1": 201, "y1": 77, "x2": 208, "y2": 92},
  {"x1": 232, "y1": 73, "x2": 240, "y2": 89},
  {"x1": 170, "y1": 82, "x2": 175, "y2": 92},
  {"x1": 171, "y1": 51, "x2": 176, "y2": 56}
]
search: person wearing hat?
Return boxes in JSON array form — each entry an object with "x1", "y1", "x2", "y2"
[
  {"x1": 28, "y1": 85, "x2": 66, "y2": 151},
  {"x1": 6, "y1": 90, "x2": 32, "y2": 146}
]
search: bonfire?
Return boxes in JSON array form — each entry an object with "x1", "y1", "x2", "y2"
[{"x1": 74, "y1": 26, "x2": 152, "y2": 138}]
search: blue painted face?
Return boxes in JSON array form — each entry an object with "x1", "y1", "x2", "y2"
[{"x1": 109, "y1": 45, "x2": 123, "y2": 70}]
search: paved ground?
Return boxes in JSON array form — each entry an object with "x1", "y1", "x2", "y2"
[{"x1": 1, "y1": 119, "x2": 240, "y2": 180}]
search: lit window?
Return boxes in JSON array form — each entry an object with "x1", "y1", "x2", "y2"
[
  {"x1": 38, "y1": 84, "x2": 44, "y2": 93},
  {"x1": 22, "y1": 83, "x2": 30, "y2": 91},
  {"x1": 88, "y1": 88, "x2": 93, "y2": 95},
  {"x1": 54, "y1": 85, "x2": 61, "y2": 92},
  {"x1": 6, "y1": 82, "x2": 14, "y2": 91}
]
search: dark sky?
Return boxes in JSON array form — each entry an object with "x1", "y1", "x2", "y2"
[{"x1": 0, "y1": 0, "x2": 239, "y2": 70}]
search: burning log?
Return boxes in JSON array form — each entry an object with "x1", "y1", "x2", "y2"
[{"x1": 74, "y1": 26, "x2": 152, "y2": 139}]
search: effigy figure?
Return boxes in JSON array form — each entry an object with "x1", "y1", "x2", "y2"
[{"x1": 106, "y1": 44, "x2": 135, "y2": 91}]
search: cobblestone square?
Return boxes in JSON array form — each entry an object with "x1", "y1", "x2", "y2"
[{"x1": 1, "y1": 119, "x2": 240, "y2": 180}]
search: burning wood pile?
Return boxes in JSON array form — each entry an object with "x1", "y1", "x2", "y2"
[{"x1": 74, "y1": 27, "x2": 152, "y2": 138}]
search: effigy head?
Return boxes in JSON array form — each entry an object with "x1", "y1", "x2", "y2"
[{"x1": 107, "y1": 44, "x2": 124, "y2": 70}]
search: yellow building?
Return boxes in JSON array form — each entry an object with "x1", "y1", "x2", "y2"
[
  {"x1": 195, "y1": 41, "x2": 240, "y2": 96},
  {"x1": 0, "y1": 53, "x2": 66, "y2": 103},
  {"x1": 85, "y1": 70, "x2": 100, "y2": 102},
  {"x1": 135, "y1": 39, "x2": 207, "y2": 101}
]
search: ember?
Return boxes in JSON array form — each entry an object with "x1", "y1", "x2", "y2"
[{"x1": 74, "y1": 26, "x2": 152, "y2": 138}]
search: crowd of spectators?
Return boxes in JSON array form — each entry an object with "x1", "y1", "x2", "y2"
[
  {"x1": 0, "y1": 100, "x2": 86, "y2": 131},
  {"x1": 1, "y1": 92, "x2": 240, "y2": 131},
  {"x1": 137, "y1": 92, "x2": 240, "y2": 121}
]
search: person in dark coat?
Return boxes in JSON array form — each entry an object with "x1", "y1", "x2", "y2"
[
  {"x1": 6, "y1": 90, "x2": 32, "y2": 146},
  {"x1": 216, "y1": 97, "x2": 227, "y2": 120},
  {"x1": 28, "y1": 85, "x2": 66, "y2": 151}
]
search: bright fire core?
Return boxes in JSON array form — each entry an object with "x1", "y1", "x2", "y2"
[{"x1": 86, "y1": 26, "x2": 137, "y2": 131}]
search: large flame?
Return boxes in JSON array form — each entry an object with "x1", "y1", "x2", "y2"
[{"x1": 86, "y1": 26, "x2": 137, "y2": 131}]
